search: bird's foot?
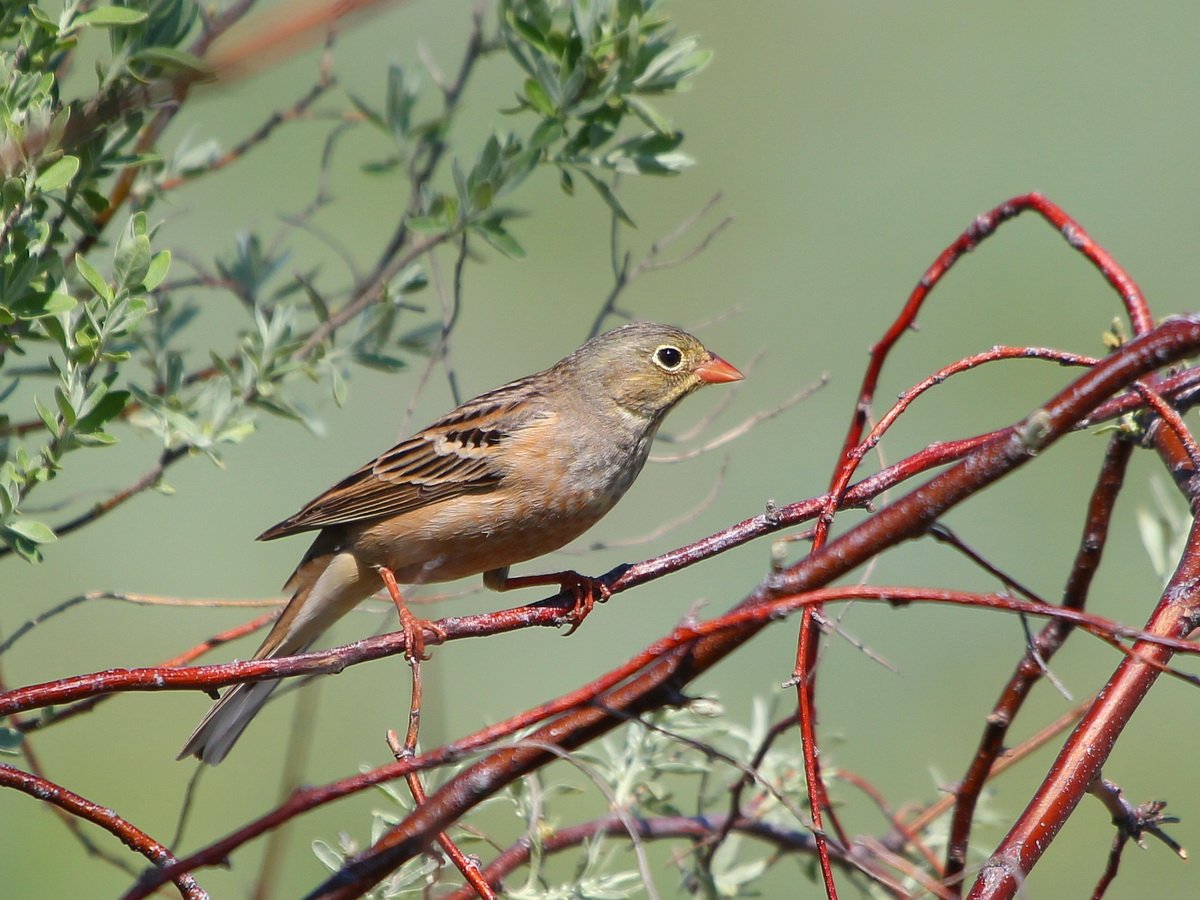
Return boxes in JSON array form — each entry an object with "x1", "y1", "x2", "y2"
[
  {"x1": 399, "y1": 612, "x2": 447, "y2": 662},
  {"x1": 554, "y1": 570, "x2": 612, "y2": 635},
  {"x1": 378, "y1": 566, "x2": 444, "y2": 662},
  {"x1": 485, "y1": 567, "x2": 611, "y2": 634}
]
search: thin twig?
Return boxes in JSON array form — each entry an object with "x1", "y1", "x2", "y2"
[{"x1": 651, "y1": 376, "x2": 827, "y2": 463}]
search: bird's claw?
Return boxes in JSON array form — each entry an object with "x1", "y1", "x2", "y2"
[
  {"x1": 561, "y1": 574, "x2": 611, "y2": 636},
  {"x1": 402, "y1": 618, "x2": 446, "y2": 662}
]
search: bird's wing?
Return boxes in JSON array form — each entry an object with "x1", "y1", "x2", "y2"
[{"x1": 257, "y1": 379, "x2": 549, "y2": 540}]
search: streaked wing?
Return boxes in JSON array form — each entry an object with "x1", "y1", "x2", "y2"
[{"x1": 257, "y1": 378, "x2": 548, "y2": 541}]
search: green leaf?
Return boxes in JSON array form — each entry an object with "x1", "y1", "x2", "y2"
[
  {"x1": 142, "y1": 250, "x2": 171, "y2": 291},
  {"x1": 40, "y1": 315, "x2": 70, "y2": 351},
  {"x1": 75, "y1": 254, "x2": 113, "y2": 303},
  {"x1": 331, "y1": 368, "x2": 348, "y2": 407},
  {"x1": 385, "y1": 63, "x2": 418, "y2": 139},
  {"x1": 345, "y1": 92, "x2": 385, "y2": 130},
  {"x1": 114, "y1": 239, "x2": 151, "y2": 290},
  {"x1": 406, "y1": 215, "x2": 446, "y2": 235},
  {"x1": 74, "y1": 431, "x2": 118, "y2": 446},
  {"x1": 361, "y1": 158, "x2": 401, "y2": 175},
  {"x1": 44, "y1": 293, "x2": 77, "y2": 315},
  {"x1": 607, "y1": 131, "x2": 693, "y2": 175},
  {"x1": 33, "y1": 395, "x2": 58, "y2": 432},
  {"x1": 80, "y1": 189, "x2": 110, "y2": 213},
  {"x1": 391, "y1": 264, "x2": 428, "y2": 294},
  {"x1": 34, "y1": 156, "x2": 80, "y2": 192},
  {"x1": 505, "y1": 10, "x2": 555, "y2": 58},
  {"x1": 353, "y1": 350, "x2": 409, "y2": 373},
  {"x1": 451, "y1": 159, "x2": 469, "y2": 208},
  {"x1": 76, "y1": 390, "x2": 129, "y2": 432},
  {"x1": 130, "y1": 47, "x2": 213, "y2": 80},
  {"x1": 54, "y1": 386, "x2": 77, "y2": 427},
  {"x1": 25, "y1": 5, "x2": 55, "y2": 25},
  {"x1": 626, "y1": 96, "x2": 673, "y2": 135},
  {"x1": 115, "y1": 213, "x2": 153, "y2": 288},
  {"x1": 577, "y1": 168, "x2": 635, "y2": 226},
  {"x1": 523, "y1": 78, "x2": 555, "y2": 117},
  {"x1": 0, "y1": 726, "x2": 24, "y2": 754},
  {"x1": 77, "y1": 6, "x2": 149, "y2": 26},
  {"x1": 634, "y1": 37, "x2": 711, "y2": 90},
  {"x1": 473, "y1": 219, "x2": 526, "y2": 259},
  {"x1": 529, "y1": 118, "x2": 565, "y2": 150},
  {"x1": 312, "y1": 840, "x2": 343, "y2": 873},
  {"x1": 6, "y1": 519, "x2": 58, "y2": 544},
  {"x1": 471, "y1": 180, "x2": 494, "y2": 211},
  {"x1": 4, "y1": 533, "x2": 43, "y2": 563}
]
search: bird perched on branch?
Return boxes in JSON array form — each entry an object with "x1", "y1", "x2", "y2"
[{"x1": 180, "y1": 321, "x2": 743, "y2": 764}]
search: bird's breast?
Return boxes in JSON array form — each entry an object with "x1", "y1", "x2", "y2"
[{"x1": 352, "y1": 413, "x2": 653, "y2": 585}]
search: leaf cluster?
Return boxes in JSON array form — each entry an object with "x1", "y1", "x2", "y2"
[
  {"x1": 0, "y1": 0, "x2": 709, "y2": 564},
  {"x1": 361, "y1": 0, "x2": 711, "y2": 254},
  {"x1": 0, "y1": 4, "x2": 196, "y2": 559},
  {"x1": 321, "y1": 701, "x2": 825, "y2": 897}
]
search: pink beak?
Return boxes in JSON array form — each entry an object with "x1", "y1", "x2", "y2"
[{"x1": 695, "y1": 352, "x2": 744, "y2": 384}]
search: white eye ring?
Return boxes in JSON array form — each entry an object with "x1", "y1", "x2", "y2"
[{"x1": 653, "y1": 344, "x2": 684, "y2": 371}]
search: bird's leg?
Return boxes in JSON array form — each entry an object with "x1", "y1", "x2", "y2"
[
  {"x1": 378, "y1": 567, "x2": 445, "y2": 661},
  {"x1": 483, "y1": 566, "x2": 612, "y2": 633}
]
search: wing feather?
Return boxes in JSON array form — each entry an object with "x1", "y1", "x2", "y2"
[{"x1": 257, "y1": 382, "x2": 547, "y2": 541}]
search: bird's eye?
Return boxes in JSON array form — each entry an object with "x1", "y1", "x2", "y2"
[{"x1": 654, "y1": 345, "x2": 683, "y2": 371}]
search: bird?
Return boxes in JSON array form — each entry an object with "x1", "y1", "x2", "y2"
[{"x1": 179, "y1": 321, "x2": 743, "y2": 764}]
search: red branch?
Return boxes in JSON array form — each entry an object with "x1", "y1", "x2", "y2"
[
  {"x1": 9, "y1": 192, "x2": 1200, "y2": 897},
  {"x1": 969, "y1": 515, "x2": 1200, "y2": 898},
  {"x1": 3, "y1": 340, "x2": 1197, "y2": 897},
  {"x1": 0, "y1": 764, "x2": 205, "y2": 899},
  {"x1": 944, "y1": 435, "x2": 1133, "y2": 884},
  {"x1": 797, "y1": 192, "x2": 1152, "y2": 897},
  {"x1": 122, "y1": 575, "x2": 1200, "y2": 899},
  {"x1": 283, "y1": 318, "x2": 1200, "y2": 898}
]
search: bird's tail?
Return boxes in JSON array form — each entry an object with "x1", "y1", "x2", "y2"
[{"x1": 178, "y1": 550, "x2": 376, "y2": 765}]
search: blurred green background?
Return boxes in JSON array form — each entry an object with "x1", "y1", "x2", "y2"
[{"x1": 6, "y1": 1, "x2": 1200, "y2": 896}]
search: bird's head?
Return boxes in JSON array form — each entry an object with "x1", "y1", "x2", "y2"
[{"x1": 566, "y1": 321, "x2": 743, "y2": 420}]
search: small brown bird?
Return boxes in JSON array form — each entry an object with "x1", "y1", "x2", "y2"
[{"x1": 179, "y1": 321, "x2": 742, "y2": 764}]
